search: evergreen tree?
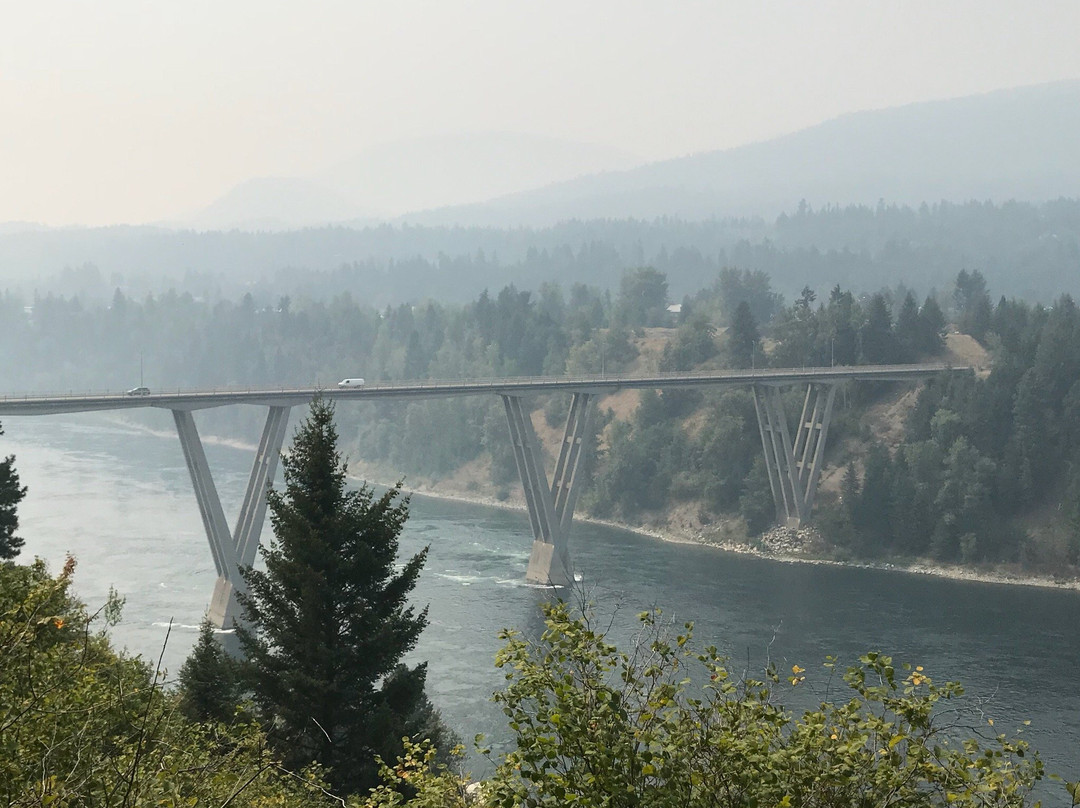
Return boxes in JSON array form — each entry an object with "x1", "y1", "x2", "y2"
[
  {"x1": 739, "y1": 457, "x2": 775, "y2": 534},
  {"x1": 954, "y1": 270, "x2": 993, "y2": 341},
  {"x1": 614, "y1": 267, "x2": 669, "y2": 328},
  {"x1": 854, "y1": 443, "x2": 892, "y2": 552},
  {"x1": 840, "y1": 461, "x2": 861, "y2": 522},
  {"x1": 726, "y1": 301, "x2": 761, "y2": 368},
  {"x1": 859, "y1": 294, "x2": 897, "y2": 364},
  {"x1": 918, "y1": 296, "x2": 947, "y2": 355},
  {"x1": 888, "y1": 450, "x2": 921, "y2": 554},
  {"x1": 177, "y1": 618, "x2": 242, "y2": 724},
  {"x1": 237, "y1": 398, "x2": 448, "y2": 795},
  {"x1": 825, "y1": 285, "x2": 859, "y2": 366},
  {"x1": 894, "y1": 292, "x2": 921, "y2": 361},
  {"x1": 0, "y1": 422, "x2": 27, "y2": 561}
]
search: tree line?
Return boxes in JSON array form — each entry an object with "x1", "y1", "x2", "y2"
[{"x1": 4, "y1": 198, "x2": 1080, "y2": 309}]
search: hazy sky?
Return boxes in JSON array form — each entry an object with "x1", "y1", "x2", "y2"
[{"x1": 3, "y1": 1, "x2": 1079, "y2": 226}]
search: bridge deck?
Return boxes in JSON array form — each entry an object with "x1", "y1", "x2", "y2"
[{"x1": 0, "y1": 363, "x2": 965, "y2": 416}]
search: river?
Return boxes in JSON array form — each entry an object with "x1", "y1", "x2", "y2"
[{"x1": 3, "y1": 412, "x2": 1078, "y2": 802}]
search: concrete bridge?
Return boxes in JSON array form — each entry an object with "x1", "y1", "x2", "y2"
[{"x1": 0, "y1": 363, "x2": 963, "y2": 632}]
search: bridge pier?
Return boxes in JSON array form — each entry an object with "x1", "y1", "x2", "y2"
[
  {"x1": 173, "y1": 406, "x2": 291, "y2": 641},
  {"x1": 502, "y1": 392, "x2": 594, "y2": 588},
  {"x1": 752, "y1": 382, "x2": 837, "y2": 527}
]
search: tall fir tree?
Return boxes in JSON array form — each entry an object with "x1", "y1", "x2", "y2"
[
  {"x1": 894, "y1": 292, "x2": 921, "y2": 361},
  {"x1": 859, "y1": 294, "x2": 897, "y2": 364},
  {"x1": 0, "y1": 422, "x2": 28, "y2": 561},
  {"x1": 918, "y1": 296, "x2": 947, "y2": 355},
  {"x1": 726, "y1": 300, "x2": 761, "y2": 369},
  {"x1": 236, "y1": 398, "x2": 448, "y2": 796}
]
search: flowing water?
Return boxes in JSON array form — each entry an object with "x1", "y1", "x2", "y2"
[{"x1": 4, "y1": 413, "x2": 1079, "y2": 802}]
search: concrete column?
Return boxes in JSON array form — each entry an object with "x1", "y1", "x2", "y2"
[
  {"x1": 173, "y1": 406, "x2": 291, "y2": 637},
  {"x1": 233, "y1": 406, "x2": 290, "y2": 570},
  {"x1": 751, "y1": 386, "x2": 783, "y2": 520},
  {"x1": 751, "y1": 383, "x2": 837, "y2": 528},
  {"x1": 502, "y1": 393, "x2": 593, "y2": 588},
  {"x1": 502, "y1": 395, "x2": 557, "y2": 545},
  {"x1": 753, "y1": 385, "x2": 804, "y2": 525},
  {"x1": 550, "y1": 392, "x2": 593, "y2": 538},
  {"x1": 799, "y1": 384, "x2": 837, "y2": 515},
  {"x1": 173, "y1": 410, "x2": 238, "y2": 581}
]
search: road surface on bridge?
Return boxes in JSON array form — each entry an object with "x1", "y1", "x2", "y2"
[{"x1": 0, "y1": 363, "x2": 964, "y2": 416}]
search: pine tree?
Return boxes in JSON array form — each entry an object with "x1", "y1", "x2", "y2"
[
  {"x1": 918, "y1": 297, "x2": 947, "y2": 354},
  {"x1": 854, "y1": 443, "x2": 892, "y2": 553},
  {"x1": 840, "y1": 461, "x2": 861, "y2": 522},
  {"x1": 0, "y1": 422, "x2": 28, "y2": 561},
  {"x1": 894, "y1": 292, "x2": 921, "y2": 361},
  {"x1": 177, "y1": 619, "x2": 241, "y2": 724},
  {"x1": 859, "y1": 294, "x2": 897, "y2": 364},
  {"x1": 236, "y1": 398, "x2": 448, "y2": 795},
  {"x1": 739, "y1": 457, "x2": 775, "y2": 534},
  {"x1": 727, "y1": 301, "x2": 761, "y2": 369}
]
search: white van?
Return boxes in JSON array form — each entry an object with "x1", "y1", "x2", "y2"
[{"x1": 337, "y1": 378, "x2": 365, "y2": 387}]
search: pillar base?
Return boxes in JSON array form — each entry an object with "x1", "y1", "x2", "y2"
[
  {"x1": 206, "y1": 576, "x2": 247, "y2": 656},
  {"x1": 525, "y1": 540, "x2": 573, "y2": 588}
]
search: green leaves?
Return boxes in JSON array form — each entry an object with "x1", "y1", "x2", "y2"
[
  {"x1": 0, "y1": 560, "x2": 344, "y2": 806},
  {"x1": 483, "y1": 602, "x2": 1045, "y2": 808}
]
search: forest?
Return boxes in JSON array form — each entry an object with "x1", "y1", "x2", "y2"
[
  {"x1": 3, "y1": 258, "x2": 1078, "y2": 573},
  {"x1": 3, "y1": 198, "x2": 1080, "y2": 307}
]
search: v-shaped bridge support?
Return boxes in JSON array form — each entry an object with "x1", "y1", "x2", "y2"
[
  {"x1": 752, "y1": 383, "x2": 837, "y2": 527},
  {"x1": 172, "y1": 406, "x2": 291, "y2": 634},
  {"x1": 502, "y1": 392, "x2": 594, "y2": 588}
]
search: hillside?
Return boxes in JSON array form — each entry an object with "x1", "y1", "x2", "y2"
[
  {"x1": 179, "y1": 133, "x2": 642, "y2": 231},
  {"x1": 407, "y1": 81, "x2": 1080, "y2": 226}
]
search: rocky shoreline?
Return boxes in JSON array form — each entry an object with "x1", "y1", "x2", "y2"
[{"x1": 373, "y1": 477, "x2": 1080, "y2": 593}]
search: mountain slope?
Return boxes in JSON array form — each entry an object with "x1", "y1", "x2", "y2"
[
  {"x1": 406, "y1": 81, "x2": 1080, "y2": 226},
  {"x1": 323, "y1": 132, "x2": 641, "y2": 216},
  {"x1": 183, "y1": 177, "x2": 376, "y2": 231}
]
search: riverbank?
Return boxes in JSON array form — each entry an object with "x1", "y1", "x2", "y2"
[
  {"x1": 349, "y1": 459, "x2": 1080, "y2": 594},
  {"x1": 109, "y1": 414, "x2": 1080, "y2": 593}
]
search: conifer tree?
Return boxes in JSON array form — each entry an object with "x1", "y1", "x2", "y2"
[
  {"x1": 177, "y1": 619, "x2": 241, "y2": 724},
  {"x1": 727, "y1": 300, "x2": 761, "y2": 368},
  {"x1": 918, "y1": 296, "x2": 947, "y2": 354},
  {"x1": 0, "y1": 422, "x2": 27, "y2": 561},
  {"x1": 236, "y1": 398, "x2": 448, "y2": 795}
]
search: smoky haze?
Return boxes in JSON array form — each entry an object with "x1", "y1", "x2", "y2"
[{"x1": 2, "y1": 1, "x2": 1079, "y2": 227}]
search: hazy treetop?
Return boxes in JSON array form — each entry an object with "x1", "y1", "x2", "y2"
[{"x1": 3, "y1": 0, "x2": 1079, "y2": 226}]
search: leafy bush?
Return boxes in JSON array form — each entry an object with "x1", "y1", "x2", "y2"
[
  {"x1": 479, "y1": 601, "x2": 1044, "y2": 807},
  {"x1": 0, "y1": 558, "x2": 342, "y2": 806}
]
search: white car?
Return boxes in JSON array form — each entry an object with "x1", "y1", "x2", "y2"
[
  {"x1": 337, "y1": 378, "x2": 365, "y2": 387},
  {"x1": 126, "y1": 386, "x2": 151, "y2": 396}
]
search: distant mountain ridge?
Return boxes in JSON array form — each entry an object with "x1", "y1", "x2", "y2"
[
  {"x1": 180, "y1": 133, "x2": 641, "y2": 231},
  {"x1": 403, "y1": 81, "x2": 1080, "y2": 226},
  {"x1": 184, "y1": 177, "x2": 378, "y2": 231}
]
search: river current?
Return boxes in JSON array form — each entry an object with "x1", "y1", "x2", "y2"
[{"x1": 4, "y1": 413, "x2": 1078, "y2": 802}]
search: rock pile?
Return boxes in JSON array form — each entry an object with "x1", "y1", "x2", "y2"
[{"x1": 759, "y1": 525, "x2": 821, "y2": 555}]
